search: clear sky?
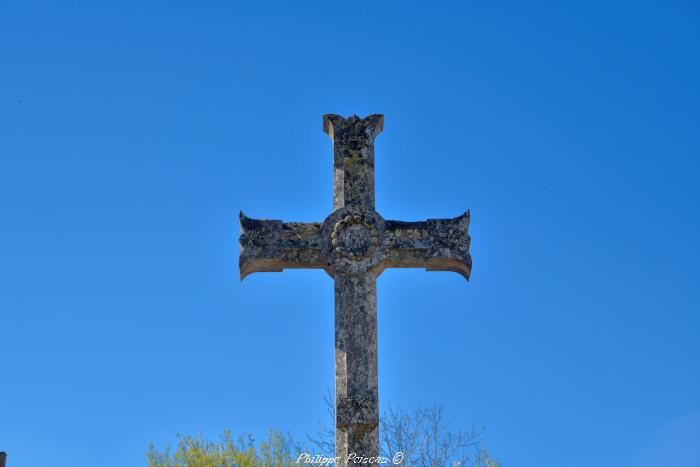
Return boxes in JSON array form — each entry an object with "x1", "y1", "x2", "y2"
[{"x1": 1, "y1": 1, "x2": 699, "y2": 466}]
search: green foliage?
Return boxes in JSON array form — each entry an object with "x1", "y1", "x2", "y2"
[
  {"x1": 147, "y1": 400, "x2": 502, "y2": 466},
  {"x1": 147, "y1": 429, "x2": 298, "y2": 467}
]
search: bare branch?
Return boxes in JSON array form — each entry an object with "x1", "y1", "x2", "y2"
[{"x1": 306, "y1": 391, "x2": 496, "y2": 467}]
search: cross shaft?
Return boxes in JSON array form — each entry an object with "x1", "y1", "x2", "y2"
[{"x1": 239, "y1": 114, "x2": 471, "y2": 465}]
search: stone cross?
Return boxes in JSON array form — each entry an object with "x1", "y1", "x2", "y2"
[{"x1": 239, "y1": 114, "x2": 471, "y2": 465}]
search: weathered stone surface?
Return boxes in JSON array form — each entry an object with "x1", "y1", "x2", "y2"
[
  {"x1": 239, "y1": 213, "x2": 324, "y2": 280},
  {"x1": 385, "y1": 211, "x2": 471, "y2": 279},
  {"x1": 334, "y1": 273, "x2": 379, "y2": 461},
  {"x1": 239, "y1": 114, "x2": 471, "y2": 466},
  {"x1": 336, "y1": 396, "x2": 379, "y2": 428}
]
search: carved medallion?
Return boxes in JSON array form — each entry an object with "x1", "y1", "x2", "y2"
[
  {"x1": 331, "y1": 214, "x2": 380, "y2": 259},
  {"x1": 321, "y1": 206, "x2": 387, "y2": 276}
]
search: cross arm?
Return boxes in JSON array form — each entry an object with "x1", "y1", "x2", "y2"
[
  {"x1": 239, "y1": 212, "x2": 325, "y2": 280},
  {"x1": 382, "y1": 211, "x2": 472, "y2": 280}
]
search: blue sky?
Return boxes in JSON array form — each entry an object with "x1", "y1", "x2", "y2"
[{"x1": 1, "y1": 1, "x2": 699, "y2": 466}]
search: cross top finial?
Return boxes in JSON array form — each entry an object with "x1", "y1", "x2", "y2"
[
  {"x1": 322, "y1": 114, "x2": 384, "y2": 145},
  {"x1": 323, "y1": 114, "x2": 384, "y2": 209}
]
